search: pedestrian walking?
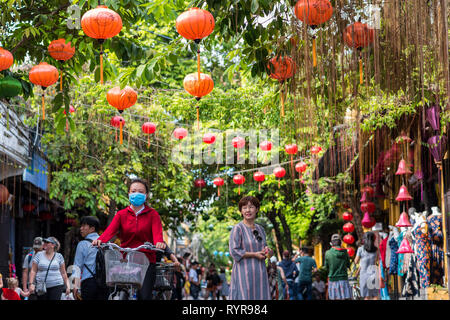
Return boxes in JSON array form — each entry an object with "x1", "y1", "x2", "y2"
[
  {"x1": 21, "y1": 237, "x2": 43, "y2": 300},
  {"x1": 312, "y1": 274, "x2": 326, "y2": 300},
  {"x1": 228, "y1": 196, "x2": 272, "y2": 300},
  {"x1": 279, "y1": 250, "x2": 298, "y2": 300},
  {"x1": 73, "y1": 216, "x2": 107, "y2": 300},
  {"x1": 188, "y1": 261, "x2": 201, "y2": 300},
  {"x1": 204, "y1": 263, "x2": 220, "y2": 300},
  {"x1": 92, "y1": 178, "x2": 166, "y2": 300},
  {"x1": 294, "y1": 247, "x2": 317, "y2": 300},
  {"x1": 172, "y1": 263, "x2": 185, "y2": 300},
  {"x1": 354, "y1": 231, "x2": 380, "y2": 300},
  {"x1": 324, "y1": 234, "x2": 352, "y2": 300},
  {"x1": 28, "y1": 237, "x2": 71, "y2": 300},
  {"x1": 217, "y1": 267, "x2": 229, "y2": 300}
]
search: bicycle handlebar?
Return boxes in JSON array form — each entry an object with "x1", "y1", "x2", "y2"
[{"x1": 98, "y1": 241, "x2": 164, "y2": 253}]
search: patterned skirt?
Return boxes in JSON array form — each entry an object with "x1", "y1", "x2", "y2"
[{"x1": 328, "y1": 280, "x2": 352, "y2": 300}]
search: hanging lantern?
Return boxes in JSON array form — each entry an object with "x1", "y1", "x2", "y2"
[
  {"x1": 232, "y1": 136, "x2": 245, "y2": 161},
  {"x1": 343, "y1": 21, "x2": 375, "y2": 85},
  {"x1": 48, "y1": 39, "x2": 75, "y2": 91},
  {"x1": 183, "y1": 73, "x2": 214, "y2": 129},
  {"x1": 233, "y1": 174, "x2": 245, "y2": 195},
  {"x1": 396, "y1": 211, "x2": 413, "y2": 228},
  {"x1": 63, "y1": 105, "x2": 75, "y2": 132},
  {"x1": 253, "y1": 171, "x2": 265, "y2": 192},
  {"x1": 260, "y1": 140, "x2": 272, "y2": 163},
  {"x1": 39, "y1": 211, "x2": 53, "y2": 221},
  {"x1": 81, "y1": 5, "x2": 122, "y2": 84},
  {"x1": 362, "y1": 186, "x2": 374, "y2": 197},
  {"x1": 294, "y1": 0, "x2": 333, "y2": 67},
  {"x1": 194, "y1": 178, "x2": 206, "y2": 198},
  {"x1": 0, "y1": 76, "x2": 22, "y2": 99},
  {"x1": 342, "y1": 211, "x2": 353, "y2": 221},
  {"x1": 396, "y1": 238, "x2": 414, "y2": 254},
  {"x1": 343, "y1": 234, "x2": 355, "y2": 245},
  {"x1": 0, "y1": 184, "x2": 10, "y2": 204},
  {"x1": 202, "y1": 132, "x2": 216, "y2": 156},
  {"x1": 395, "y1": 159, "x2": 412, "y2": 175},
  {"x1": 310, "y1": 146, "x2": 322, "y2": 155},
  {"x1": 28, "y1": 62, "x2": 59, "y2": 120},
  {"x1": 0, "y1": 47, "x2": 13, "y2": 71},
  {"x1": 22, "y1": 203, "x2": 36, "y2": 213},
  {"x1": 267, "y1": 55, "x2": 295, "y2": 117},
  {"x1": 361, "y1": 212, "x2": 376, "y2": 228},
  {"x1": 106, "y1": 86, "x2": 138, "y2": 113},
  {"x1": 110, "y1": 115, "x2": 125, "y2": 145},
  {"x1": 173, "y1": 127, "x2": 188, "y2": 140},
  {"x1": 360, "y1": 191, "x2": 369, "y2": 203},
  {"x1": 360, "y1": 201, "x2": 376, "y2": 214},
  {"x1": 347, "y1": 247, "x2": 356, "y2": 257},
  {"x1": 396, "y1": 185, "x2": 413, "y2": 201},
  {"x1": 285, "y1": 144, "x2": 298, "y2": 171},
  {"x1": 273, "y1": 167, "x2": 286, "y2": 189},
  {"x1": 176, "y1": 8, "x2": 215, "y2": 43},
  {"x1": 295, "y1": 161, "x2": 307, "y2": 182},
  {"x1": 213, "y1": 177, "x2": 224, "y2": 197},
  {"x1": 343, "y1": 222, "x2": 355, "y2": 233},
  {"x1": 142, "y1": 122, "x2": 156, "y2": 148}
]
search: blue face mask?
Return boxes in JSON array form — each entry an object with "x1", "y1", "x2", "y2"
[{"x1": 129, "y1": 192, "x2": 146, "y2": 207}]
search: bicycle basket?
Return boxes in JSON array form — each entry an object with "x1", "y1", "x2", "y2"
[
  {"x1": 104, "y1": 249, "x2": 149, "y2": 288},
  {"x1": 154, "y1": 263, "x2": 174, "y2": 290}
]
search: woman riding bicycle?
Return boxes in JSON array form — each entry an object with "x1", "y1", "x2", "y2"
[{"x1": 92, "y1": 178, "x2": 166, "y2": 300}]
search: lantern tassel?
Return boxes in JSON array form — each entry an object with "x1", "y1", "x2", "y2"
[
  {"x1": 148, "y1": 135, "x2": 150, "y2": 148},
  {"x1": 196, "y1": 106, "x2": 200, "y2": 131},
  {"x1": 119, "y1": 121, "x2": 123, "y2": 145},
  {"x1": 218, "y1": 187, "x2": 220, "y2": 197},
  {"x1": 238, "y1": 186, "x2": 240, "y2": 195},
  {"x1": 280, "y1": 87, "x2": 285, "y2": 118},
  {"x1": 115, "y1": 128, "x2": 117, "y2": 142},
  {"x1": 66, "y1": 119, "x2": 69, "y2": 132},
  {"x1": 60, "y1": 69, "x2": 63, "y2": 91},
  {"x1": 199, "y1": 189, "x2": 201, "y2": 199},
  {"x1": 312, "y1": 37, "x2": 317, "y2": 67},
  {"x1": 259, "y1": 182, "x2": 261, "y2": 192},
  {"x1": 100, "y1": 44, "x2": 104, "y2": 85},
  {"x1": 359, "y1": 56, "x2": 363, "y2": 85},
  {"x1": 278, "y1": 180, "x2": 280, "y2": 189},
  {"x1": 42, "y1": 93, "x2": 45, "y2": 120},
  {"x1": 197, "y1": 48, "x2": 201, "y2": 80}
]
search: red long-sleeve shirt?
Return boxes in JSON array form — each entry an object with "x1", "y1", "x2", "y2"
[{"x1": 98, "y1": 205, "x2": 164, "y2": 263}]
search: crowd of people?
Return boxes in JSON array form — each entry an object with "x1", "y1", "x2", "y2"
[{"x1": 0, "y1": 180, "x2": 381, "y2": 301}]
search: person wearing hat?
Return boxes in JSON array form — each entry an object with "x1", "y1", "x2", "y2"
[
  {"x1": 28, "y1": 237, "x2": 71, "y2": 300},
  {"x1": 22, "y1": 237, "x2": 43, "y2": 300},
  {"x1": 324, "y1": 234, "x2": 352, "y2": 300}
]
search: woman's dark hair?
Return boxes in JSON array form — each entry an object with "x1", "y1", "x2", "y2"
[
  {"x1": 238, "y1": 196, "x2": 260, "y2": 212},
  {"x1": 363, "y1": 232, "x2": 377, "y2": 253},
  {"x1": 128, "y1": 178, "x2": 149, "y2": 193}
]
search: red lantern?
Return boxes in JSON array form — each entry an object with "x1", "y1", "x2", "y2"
[
  {"x1": 362, "y1": 186, "x2": 374, "y2": 197},
  {"x1": 267, "y1": 55, "x2": 295, "y2": 117},
  {"x1": 142, "y1": 122, "x2": 156, "y2": 148},
  {"x1": 213, "y1": 177, "x2": 224, "y2": 197},
  {"x1": 194, "y1": 178, "x2": 206, "y2": 198},
  {"x1": 0, "y1": 47, "x2": 13, "y2": 71},
  {"x1": 396, "y1": 185, "x2": 412, "y2": 201},
  {"x1": 347, "y1": 247, "x2": 356, "y2": 257},
  {"x1": 232, "y1": 136, "x2": 245, "y2": 161},
  {"x1": 233, "y1": 174, "x2": 245, "y2": 195},
  {"x1": 361, "y1": 212, "x2": 376, "y2": 228},
  {"x1": 295, "y1": 161, "x2": 307, "y2": 182},
  {"x1": 253, "y1": 171, "x2": 265, "y2": 192},
  {"x1": 173, "y1": 128, "x2": 188, "y2": 140},
  {"x1": 360, "y1": 201, "x2": 376, "y2": 214},
  {"x1": 342, "y1": 211, "x2": 353, "y2": 221},
  {"x1": 203, "y1": 133, "x2": 216, "y2": 144},
  {"x1": 110, "y1": 116, "x2": 125, "y2": 144},
  {"x1": 29, "y1": 62, "x2": 59, "y2": 120},
  {"x1": 260, "y1": 140, "x2": 272, "y2": 151},
  {"x1": 22, "y1": 203, "x2": 36, "y2": 212},
  {"x1": 63, "y1": 105, "x2": 75, "y2": 132},
  {"x1": 396, "y1": 211, "x2": 413, "y2": 228},
  {"x1": 48, "y1": 39, "x2": 75, "y2": 91},
  {"x1": 343, "y1": 234, "x2": 355, "y2": 245},
  {"x1": 107, "y1": 86, "x2": 138, "y2": 113},
  {"x1": 39, "y1": 211, "x2": 53, "y2": 221},
  {"x1": 285, "y1": 144, "x2": 298, "y2": 170},
  {"x1": 396, "y1": 238, "x2": 414, "y2": 254},
  {"x1": 81, "y1": 5, "x2": 122, "y2": 84},
  {"x1": 0, "y1": 185, "x2": 9, "y2": 204},
  {"x1": 395, "y1": 159, "x2": 412, "y2": 175},
  {"x1": 310, "y1": 146, "x2": 322, "y2": 155},
  {"x1": 273, "y1": 167, "x2": 286, "y2": 189},
  {"x1": 343, "y1": 222, "x2": 355, "y2": 233},
  {"x1": 294, "y1": 0, "x2": 333, "y2": 67}
]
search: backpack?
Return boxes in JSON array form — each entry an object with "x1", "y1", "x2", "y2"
[{"x1": 81, "y1": 239, "x2": 107, "y2": 288}]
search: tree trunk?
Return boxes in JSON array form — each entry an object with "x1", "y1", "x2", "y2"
[
  {"x1": 277, "y1": 209, "x2": 293, "y2": 253},
  {"x1": 107, "y1": 199, "x2": 117, "y2": 225},
  {"x1": 267, "y1": 211, "x2": 283, "y2": 258}
]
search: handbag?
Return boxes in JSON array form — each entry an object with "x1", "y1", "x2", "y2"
[{"x1": 36, "y1": 253, "x2": 56, "y2": 296}]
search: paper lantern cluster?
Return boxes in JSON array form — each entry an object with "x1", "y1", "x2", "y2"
[
  {"x1": 360, "y1": 186, "x2": 376, "y2": 229},
  {"x1": 342, "y1": 209, "x2": 356, "y2": 256}
]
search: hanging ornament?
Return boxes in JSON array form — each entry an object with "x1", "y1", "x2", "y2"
[
  {"x1": 342, "y1": 211, "x2": 353, "y2": 221},
  {"x1": 361, "y1": 186, "x2": 374, "y2": 197},
  {"x1": 203, "y1": 133, "x2": 216, "y2": 155},
  {"x1": 28, "y1": 62, "x2": 59, "y2": 120},
  {"x1": 260, "y1": 140, "x2": 272, "y2": 163},
  {"x1": 176, "y1": 8, "x2": 215, "y2": 43},
  {"x1": 173, "y1": 127, "x2": 188, "y2": 140},
  {"x1": 106, "y1": 86, "x2": 137, "y2": 113},
  {"x1": 253, "y1": 171, "x2": 265, "y2": 192},
  {"x1": 294, "y1": 0, "x2": 333, "y2": 67},
  {"x1": 213, "y1": 177, "x2": 224, "y2": 197},
  {"x1": 0, "y1": 76, "x2": 22, "y2": 99},
  {"x1": 360, "y1": 191, "x2": 369, "y2": 203},
  {"x1": 396, "y1": 211, "x2": 413, "y2": 228},
  {"x1": 48, "y1": 39, "x2": 75, "y2": 91},
  {"x1": 142, "y1": 122, "x2": 156, "y2": 148},
  {"x1": 81, "y1": 5, "x2": 122, "y2": 85},
  {"x1": 360, "y1": 201, "x2": 376, "y2": 214},
  {"x1": 63, "y1": 105, "x2": 75, "y2": 132},
  {"x1": 110, "y1": 115, "x2": 125, "y2": 145},
  {"x1": 343, "y1": 21, "x2": 375, "y2": 84},
  {"x1": 343, "y1": 222, "x2": 355, "y2": 233},
  {"x1": 285, "y1": 144, "x2": 298, "y2": 173},
  {"x1": 0, "y1": 47, "x2": 13, "y2": 71},
  {"x1": 343, "y1": 234, "x2": 355, "y2": 245},
  {"x1": 396, "y1": 185, "x2": 413, "y2": 201},
  {"x1": 273, "y1": 167, "x2": 286, "y2": 189},
  {"x1": 295, "y1": 161, "x2": 307, "y2": 182},
  {"x1": 183, "y1": 72, "x2": 214, "y2": 130},
  {"x1": 395, "y1": 159, "x2": 412, "y2": 175},
  {"x1": 310, "y1": 146, "x2": 322, "y2": 155},
  {"x1": 232, "y1": 136, "x2": 245, "y2": 161},
  {"x1": 267, "y1": 55, "x2": 295, "y2": 117},
  {"x1": 396, "y1": 238, "x2": 414, "y2": 254},
  {"x1": 233, "y1": 174, "x2": 245, "y2": 195},
  {"x1": 0, "y1": 184, "x2": 10, "y2": 204},
  {"x1": 347, "y1": 247, "x2": 356, "y2": 257},
  {"x1": 194, "y1": 178, "x2": 206, "y2": 199},
  {"x1": 361, "y1": 212, "x2": 376, "y2": 228}
]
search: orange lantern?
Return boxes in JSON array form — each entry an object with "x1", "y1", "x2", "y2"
[
  {"x1": 294, "y1": 0, "x2": 333, "y2": 67},
  {"x1": 110, "y1": 115, "x2": 125, "y2": 145},
  {"x1": 29, "y1": 62, "x2": 59, "y2": 120},
  {"x1": 267, "y1": 56, "x2": 295, "y2": 117},
  {"x1": 48, "y1": 39, "x2": 75, "y2": 91},
  {"x1": 0, "y1": 48, "x2": 13, "y2": 71},
  {"x1": 106, "y1": 86, "x2": 138, "y2": 113},
  {"x1": 343, "y1": 21, "x2": 375, "y2": 84},
  {"x1": 81, "y1": 5, "x2": 122, "y2": 84},
  {"x1": 183, "y1": 72, "x2": 214, "y2": 130}
]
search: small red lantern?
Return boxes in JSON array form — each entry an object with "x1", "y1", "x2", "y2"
[
  {"x1": 260, "y1": 140, "x2": 272, "y2": 162},
  {"x1": 194, "y1": 178, "x2": 206, "y2": 198},
  {"x1": 310, "y1": 146, "x2": 322, "y2": 155},
  {"x1": 347, "y1": 247, "x2": 355, "y2": 257},
  {"x1": 343, "y1": 234, "x2": 355, "y2": 245},
  {"x1": 173, "y1": 128, "x2": 188, "y2": 140},
  {"x1": 285, "y1": 144, "x2": 298, "y2": 169},
  {"x1": 203, "y1": 133, "x2": 216, "y2": 155},
  {"x1": 342, "y1": 211, "x2": 353, "y2": 221},
  {"x1": 253, "y1": 171, "x2": 265, "y2": 192},
  {"x1": 63, "y1": 105, "x2": 75, "y2": 131},
  {"x1": 22, "y1": 203, "x2": 36, "y2": 213},
  {"x1": 343, "y1": 222, "x2": 355, "y2": 233},
  {"x1": 362, "y1": 186, "x2": 374, "y2": 197},
  {"x1": 396, "y1": 185, "x2": 412, "y2": 201},
  {"x1": 142, "y1": 122, "x2": 156, "y2": 148},
  {"x1": 233, "y1": 174, "x2": 245, "y2": 195},
  {"x1": 273, "y1": 167, "x2": 286, "y2": 189},
  {"x1": 232, "y1": 137, "x2": 245, "y2": 161},
  {"x1": 267, "y1": 55, "x2": 295, "y2": 117},
  {"x1": 213, "y1": 177, "x2": 224, "y2": 197},
  {"x1": 110, "y1": 116, "x2": 125, "y2": 145},
  {"x1": 361, "y1": 212, "x2": 376, "y2": 229},
  {"x1": 39, "y1": 211, "x2": 53, "y2": 221},
  {"x1": 360, "y1": 201, "x2": 376, "y2": 214}
]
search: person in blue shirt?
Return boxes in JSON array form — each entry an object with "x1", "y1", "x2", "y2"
[
  {"x1": 294, "y1": 247, "x2": 317, "y2": 300},
  {"x1": 279, "y1": 250, "x2": 298, "y2": 300},
  {"x1": 73, "y1": 216, "x2": 107, "y2": 300}
]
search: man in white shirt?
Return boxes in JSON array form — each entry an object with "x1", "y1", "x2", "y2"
[{"x1": 189, "y1": 261, "x2": 200, "y2": 300}]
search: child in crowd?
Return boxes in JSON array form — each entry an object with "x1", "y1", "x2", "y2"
[
  {"x1": 312, "y1": 274, "x2": 326, "y2": 300},
  {"x1": 9, "y1": 277, "x2": 30, "y2": 299}
]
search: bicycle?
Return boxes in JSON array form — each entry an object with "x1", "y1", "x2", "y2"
[
  {"x1": 152, "y1": 262, "x2": 175, "y2": 300},
  {"x1": 99, "y1": 242, "x2": 163, "y2": 300},
  {"x1": 348, "y1": 276, "x2": 362, "y2": 300}
]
